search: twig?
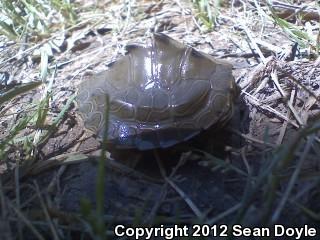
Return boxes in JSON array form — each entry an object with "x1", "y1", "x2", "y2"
[
  {"x1": 242, "y1": 90, "x2": 299, "y2": 128},
  {"x1": 276, "y1": 89, "x2": 295, "y2": 145},
  {"x1": 231, "y1": 129, "x2": 276, "y2": 147},
  {"x1": 154, "y1": 150, "x2": 203, "y2": 219},
  {"x1": 270, "y1": 0, "x2": 320, "y2": 21},
  {"x1": 270, "y1": 70, "x2": 304, "y2": 126}
]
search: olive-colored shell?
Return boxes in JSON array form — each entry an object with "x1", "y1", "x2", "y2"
[{"x1": 76, "y1": 33, "x2": 237, "y2": 150}]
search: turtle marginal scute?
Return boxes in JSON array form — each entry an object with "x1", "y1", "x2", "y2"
[{"x1": 76, "y1": 33, "x2": 237, "y2": 150}]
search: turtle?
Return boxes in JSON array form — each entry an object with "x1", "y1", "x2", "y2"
[{"x1": 76, "y1": 33, "x2": 238, "y2": 150}]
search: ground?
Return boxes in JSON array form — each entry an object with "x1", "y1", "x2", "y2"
[{"x1": 0, "y1": 0, "x2": 320, "y2": 239}]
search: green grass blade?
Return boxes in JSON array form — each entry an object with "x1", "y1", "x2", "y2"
[{"x1": 0, "y1": 82, "x2": 42, "y2": 106}]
